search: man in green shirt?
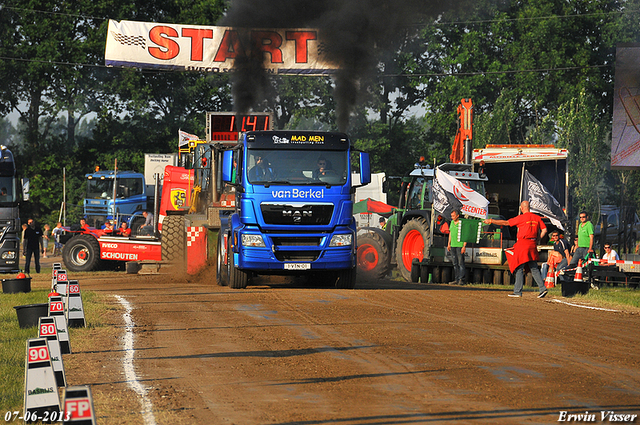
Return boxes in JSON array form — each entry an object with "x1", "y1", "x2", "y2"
[
  {"x1": 447, "y1": 209, "x2": 467, "y2": 285},
  {"x1": 569, "y1": 211, "x2": 594, "y2": 267}
]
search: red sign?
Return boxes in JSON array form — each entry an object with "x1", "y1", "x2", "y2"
[
  {"x1": 65, "y1": 399, "x2": 92, "y2": 419},
  {"x1": 57, "y1": 273, "x2": 68, "y2": 282},
  {"x1": 50, "y1": 301, "x2": 64, "y2": 312},
  {"x1": 28, "y1": 346, "x2": 50, "y2": 363},
  {"x1": 39, "y1": 323, "x2": 57, "y2": 337},
  {"x1": 68, "y1": 284, "x2": 80, "y2": 294}
]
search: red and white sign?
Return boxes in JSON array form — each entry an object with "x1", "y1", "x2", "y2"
[
  {"x1": 99, "y1": 239, "x2": 161, "y2": 262},
  {"x1": 49, "y1": 301, "x2": 64, "y2": 313},
  {"x1": 106, "y1": 20, "x2": 338, "y2": 75},
  {"x1": 28, "y1": 346, "x2": 51, "y2": 364},
  {"x1": 65, "y1": 398, "x2": 92, "y2": 419},
  {"x1": 473, "y1": 146, "x2": 569, "y2": 163},
  {"x1": 39, "y1": 323, "x2": 57, "y2": 337}
]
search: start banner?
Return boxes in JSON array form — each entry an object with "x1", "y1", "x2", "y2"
[{"x1": 105, "y1": 19, "x2": 338, "y2": 74}]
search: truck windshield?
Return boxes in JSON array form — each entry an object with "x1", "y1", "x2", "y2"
[
  {"x1": 0, "y1": 176, "x2": 18, "y2": 205},
  {"x1": 87, "y1": 179, "x2": 114, "y2": 199},
  {"x1": 246, "y1": 149, "x2": 348, "y2": 185},
  {"x1": 87, "y1": 178, "x2": 144, "y2": 199}
]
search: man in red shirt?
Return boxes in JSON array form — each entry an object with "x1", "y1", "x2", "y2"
[{"x1": 485, "y1": 201, "x2": 548, "y2": 298}]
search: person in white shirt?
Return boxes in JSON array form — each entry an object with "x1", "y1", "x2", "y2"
[{"x1": 602, "y1": 244, "x2": 620, "y2": 264}]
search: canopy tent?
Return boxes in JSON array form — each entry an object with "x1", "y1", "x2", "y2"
[{"x1": 353, "y1": 198, "x2": 396, "y2": 217}]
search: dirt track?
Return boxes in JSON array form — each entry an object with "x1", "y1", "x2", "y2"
[{"x1": 44, "y1": 264, "x2": 640, "y2": 425}]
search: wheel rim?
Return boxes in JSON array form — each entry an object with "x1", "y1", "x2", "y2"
[
  {"x1": 70, "y1": 245, "x2": 89, "y2": 266},
  {"x1": 401, "y1": 229, "x2": 424, "y2": 272},
  {"x1": 357, "y1": 244, "x2": 378, "y2": 272}
]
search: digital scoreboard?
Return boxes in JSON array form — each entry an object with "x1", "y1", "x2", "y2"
[{"x1": 206, "y1": 112, "x2": 273, "y2": 142}]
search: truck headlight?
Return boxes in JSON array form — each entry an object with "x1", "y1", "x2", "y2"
[
  {"x1": 241, "y1": 234, "x2": 266, "y2": 247},
  {"x1": 2, "y1": 251, "x2": 16, "y2": 260},
  {"x1": 329, "y1": 234, "x2": 352, "y2": 247}
]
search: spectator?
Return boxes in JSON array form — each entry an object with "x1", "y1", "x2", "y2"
[
  {"x1": 541, "y1": 230, "x2": 571, "y2": 278},
  {"x1": 139, "y1": 211, "x2": 154, "y2": 235},
  {"x1": 118, "y1": 222, "x2": 132, "y2": 237},
  {"x1": 52, "y1": 222, "x2": 64, "y2": 256},
  {"x1": 42, "y1": 224, "x2": 51, "y2": 258},
  {"x1": 447, "y1": 209, "x2": 467, "y2": 285},
  {"x1": 602, "y1": 244, "x2": 620, "y2": 265},
  {"x1": 485, "y1": 201, "x2": 548, "y2": 298},
  {"x1": 379, "y1": 216, "x2": 386, "y2": 230},
  {"x1": 24, "y1": 219, "x2": 43, "y2": 275},
  {"x1": 570, "y1": 211, "x2": 594, "y2": 267}
]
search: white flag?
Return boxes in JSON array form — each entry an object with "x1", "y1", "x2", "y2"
[
  {"x1": 179, "y1": 130, "x2": 200, "y2": 147},
  {"x1": 435, "y1": 168, "x2": 489, "y2": 219}
]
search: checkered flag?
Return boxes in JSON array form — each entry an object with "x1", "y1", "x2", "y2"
[{"x1": 111, "y1": 31, "x2": 146, "y2": 49}]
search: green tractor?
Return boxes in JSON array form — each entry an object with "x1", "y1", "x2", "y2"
[{"x1": 357, "y1": 162, "x2": 489, "y2": 281}]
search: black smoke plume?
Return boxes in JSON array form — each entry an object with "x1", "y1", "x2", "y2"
[{"x1": 220, "y1": 0, "x2": 470, "y2": 131}]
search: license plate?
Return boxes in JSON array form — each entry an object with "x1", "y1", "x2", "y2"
[{"x1": 284, "y1": 263, "x2": 311, "y2": 270}]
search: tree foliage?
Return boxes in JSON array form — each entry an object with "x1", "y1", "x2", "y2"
[{"x1": 0, "y1": 0, "x2": 639, "y2": 226}]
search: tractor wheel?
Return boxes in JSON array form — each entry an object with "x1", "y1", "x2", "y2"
[
  {"x1": 129, "y1": 215, "x2": 146, "y2": 236},
  {"x1": 62, "y1": 234, "x2": 101, "y2": 272},
  {"x1": 395, "y1": 217, "x2": 430, "y2": 281},
  {"x1": 216, "y1": 232, "x2": 229, "y2": 286},
  {"x1": 335, "y1": 267, "x2": 357, "y2": 289},
  {"x1": 228, "y1": 235, "x2": 248, "y2": 289},
  {"x1": 356, "y1": 232, "x2": 391, "y2": 279},
  {"x1": 410, "y1": 260, "x2": 420, "y2": 282},
  {"x1": 161, "y1": 215, "x2": 186, "y2": 270}
]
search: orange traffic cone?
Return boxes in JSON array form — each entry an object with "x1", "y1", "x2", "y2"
[
  {"x1": 574, "y1": 259, "x2": 583, "y2": 282},
  {"x1": 545, "y1": 268, "x2": 555, "y2": 288}
]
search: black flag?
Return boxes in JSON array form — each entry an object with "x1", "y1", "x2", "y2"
[
  {"x1": 432, "y1": 173, "x2": 462, "y2": 218},
  {"x1": 521, "y1": 170, "x2": 568, "y2": 230}
]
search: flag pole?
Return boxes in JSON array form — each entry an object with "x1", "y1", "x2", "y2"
[{"x1": 519, "y1": 163, "x2": 526, "y2": 215}]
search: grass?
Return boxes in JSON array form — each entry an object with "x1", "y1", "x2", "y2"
[{"x1": 0, "y1": 274, "x2": 115, "y2": 413}]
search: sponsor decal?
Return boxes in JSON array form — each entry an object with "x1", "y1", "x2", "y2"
[{"x1": 271, "y1": 189, "x2": 325, "y2": 199}]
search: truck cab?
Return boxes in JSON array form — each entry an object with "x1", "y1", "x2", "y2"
[
  {"x1": 83, "y1": 170, "x2": 146, "y2": 228},
  {"x1": 0, "y1": 146, "x2": 23, "y2": 273},
  {"x1": 219, "y1": 130, "x2": 370, "y2": 289}
]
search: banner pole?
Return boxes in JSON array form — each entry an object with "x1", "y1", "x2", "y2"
[{"x1": 519, "y1": 163, "x2": 526, "y2": 214}]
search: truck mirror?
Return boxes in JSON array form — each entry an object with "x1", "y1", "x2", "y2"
[
  {"x1": 221, "y1": 150, "x2": 234, "y2": 183},
  {"x1": 21, "y1": 178, "x2": 29, "y2": 202},
  {"x1": 359, "y1": 152, "x2": 371, "y2": 185}
]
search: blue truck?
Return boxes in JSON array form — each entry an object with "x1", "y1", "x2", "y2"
[
  {"x1": 0, "y1": 146, "x2": 27, "y2": 273},
  {"x1": 216, "y1": 130, "x2": 371, "y2": 289},
  {"x1": 83, "y1": 170, "x2": 148, "y2": 231}
]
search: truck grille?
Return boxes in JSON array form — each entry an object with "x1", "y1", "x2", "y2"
[
  {"x1": 274, "y1": 251, "x2": 320, "y2": 262},
  {"x1": 261, "y1": 203, "x2": 333, "y2": 225},
  {"x1": 270, "y1": 237, "x2": 322, "y2": 246}
]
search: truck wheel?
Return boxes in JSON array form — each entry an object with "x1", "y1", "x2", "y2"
[
  {"x1": 357, "y1": 232, "x2": 391, "y2": 279},
  {"x1": 335, "y1": 267, "x2": 356, "y2": 289},
  {"x1": 216, "y1": 233, "x2": 229, "y2": 286},
  {"x1": 396, "y1": 217, "x2": 430, "y2": 281},
  {"x1": 228, "y1": 236, "x2": 248, "y2": 289},
  {"x1": 62, "y1": 235, "x2": 101, "y2": 272},
  {"x1": 161, "y1": 215, "x2": 186, "y2": 269}
]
